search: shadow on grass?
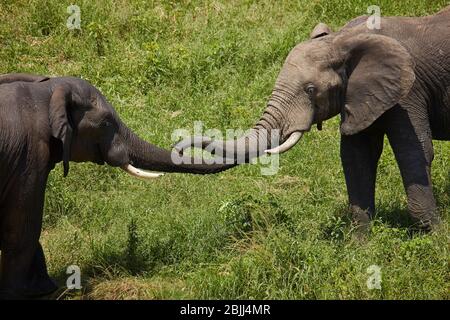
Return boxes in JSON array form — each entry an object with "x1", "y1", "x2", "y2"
[
  {"x1": 373, "y1": 206, "x2": 414, "y2": 229},
  {"x1": 320, "y1": 203, "x2": 415, "y2": 242},
  {"x1": 49, "y1": 250, "x2": 153, "y2": 300},
  {"x1": 49, "y1": 218, "x2": 163, "y2": 300},
  {"x1": 321, "y1": 188, "x2": 449, "y2": 242}
]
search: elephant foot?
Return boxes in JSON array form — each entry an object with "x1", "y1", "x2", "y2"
[
  {"x1": 0, "y1": 278, "x2": 58, "y2": 300},
  {"x1": 411, "y1": 213, "x2": 441, "y2": 233},
  {"x1": 407, "y1": 185, "x2": 440, "y2": 233},
  {"x1": 0, "y1": 289, "x2": 24, "y2": 300},
  {"x1": 24, "y1": 276, "x2": 59, "y2": 299}
]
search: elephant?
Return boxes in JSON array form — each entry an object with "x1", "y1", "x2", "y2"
[
  {"x1": 0, "y1": 74, "x2": 234, "y2": 299},
  {"x1": 176, "y1": 7, "x2": 450, "y2": 232}
]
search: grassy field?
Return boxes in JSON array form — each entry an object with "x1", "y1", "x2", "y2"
[{"x1": 1, "y1": 0, "x2": 449, "y2": 299}]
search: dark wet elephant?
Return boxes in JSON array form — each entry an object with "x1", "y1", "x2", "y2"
[{"x1": 0, "y1": 74, "x2": 233, "y2": 299}]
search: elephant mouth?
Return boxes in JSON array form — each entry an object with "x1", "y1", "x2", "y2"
[
  {"x1": 97, "y1": 143, "x2": 163, "y2": 179},
  {"x1": 264, "y1": 131, "x2": 304, "y2": 155}
]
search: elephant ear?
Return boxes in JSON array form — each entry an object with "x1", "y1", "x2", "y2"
[
  {"x1": 49, "y1": 85, "x2": 73, "y2": 177},
  {"x1": 310, "y1": 23, "x2": 331, "y2": 39},
  {"x1": 334, "y1": 32, "x2": 415, "y2": 135}
]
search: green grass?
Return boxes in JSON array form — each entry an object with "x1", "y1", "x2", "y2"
[{"x1": 1, "y1": 0, "x2": 449, "y2": 299}]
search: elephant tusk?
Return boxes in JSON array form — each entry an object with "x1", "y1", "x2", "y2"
[
  {"x1": 264, "y1": 131, "x2": 303, "y2": 155},
  {"x1": 121, "y1": 164, "x2": 164, "y2": 179}
]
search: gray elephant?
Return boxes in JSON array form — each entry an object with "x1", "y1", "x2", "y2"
[
  {"x1": 176, "y1": 7, "x2": 450, "y2": 232},
  {"x1": 0, "y1": 74, "x2": 233, "y2": 299}
]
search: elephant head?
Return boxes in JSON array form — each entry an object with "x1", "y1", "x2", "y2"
[
  {"x1": 46, "y1": 77, "x2": 234, "y2": 178},
  {"x1": 175, "y1": 23, "x2": 415, "y2": 160}
]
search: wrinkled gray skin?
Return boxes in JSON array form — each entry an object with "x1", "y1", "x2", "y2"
[
  {"x1": 0, "y1": 75, "x2": 233, "y2": 299},
  {"x1": 177, "y1": 7, "x2": 450, "y2": 231}
]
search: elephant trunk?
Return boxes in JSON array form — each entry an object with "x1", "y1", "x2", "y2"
[
  {"x1": 175, "y1": 105, "x2": 280, "y2": 163},
  {"x1": 175, "y1": 90, "x2": 308, "y2": 161},
  {"x1": 119, "y1": 124, "x2": 235, "y2": 176}
]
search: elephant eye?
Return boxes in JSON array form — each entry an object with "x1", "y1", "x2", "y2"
[
  {"x1": 102, "y1": 120, "x2": 112, "y2": 128},
  {"x1": 306, "y1": 84, "x2": 316, "y2": 97},
  {"x1": 98, "y1": 113, "x2": 114, "y2": 128}
]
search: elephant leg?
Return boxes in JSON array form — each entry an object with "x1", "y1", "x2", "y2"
[
  {"x1": 0, "y1": 172, "x2": 55, "y2": 299},
  {"x1": 25, "y1": 243, "x2": 58, "y2": 298},
  {"x1": 386, "y1": 107, "x2": 439, "y2": 231},
  {"x1": 0, "y1": 218, "x2": 40, "y2": 299},
  {"x1": 340, "y1": 131, "x2": 384, "y2": 232}
]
